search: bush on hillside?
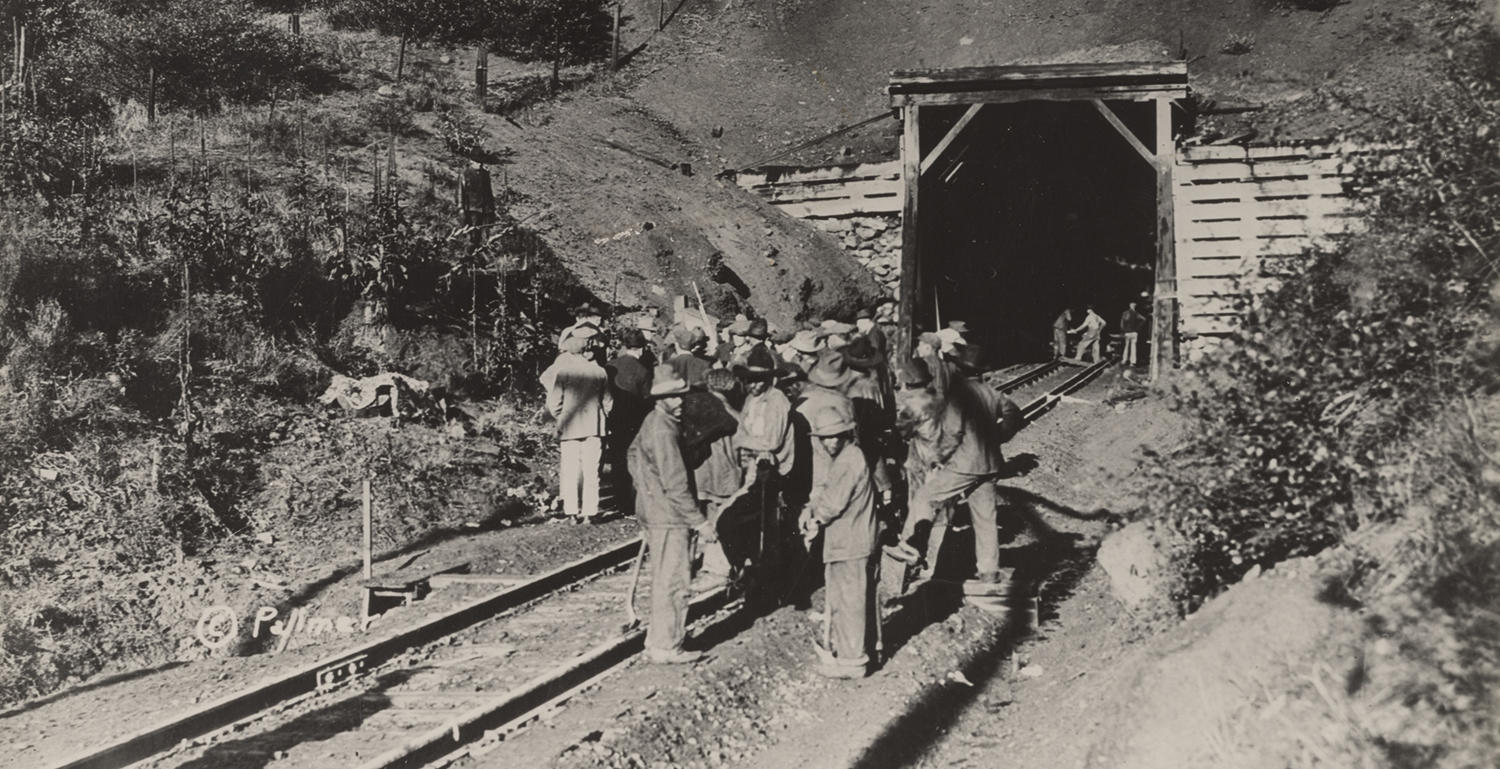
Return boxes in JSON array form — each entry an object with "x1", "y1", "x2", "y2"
[{"x1": 1148, "y1": 65, "x2": 1500, "y2": 604}]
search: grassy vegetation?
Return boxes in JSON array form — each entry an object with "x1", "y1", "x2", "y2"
[
  {"x1": 1144, "y1": 6, "x2": 1500, "y2": 763},
  {"x1": 0, "y1": 0, "x2": 600, "y2": 705}
]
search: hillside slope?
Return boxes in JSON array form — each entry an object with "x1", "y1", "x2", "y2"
[{"x1": 619, "y1": 0, "x2": 1477, "y2": 168}]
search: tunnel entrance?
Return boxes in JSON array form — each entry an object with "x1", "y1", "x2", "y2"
[
  {"x1": 921, "y1": 100, "x2": 1158, "y2": 364},
  {"x1": 889, "y1": 62, "x2": 1188, "y2": 376}
]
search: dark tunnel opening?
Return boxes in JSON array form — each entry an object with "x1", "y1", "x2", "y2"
[{"x1": 916, "y1": 100, "x2": 1159, "y2": 366}]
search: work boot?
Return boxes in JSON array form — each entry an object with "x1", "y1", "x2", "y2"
[{"x1": 645, "y1": 647, "x2": 703, "y2": 664}]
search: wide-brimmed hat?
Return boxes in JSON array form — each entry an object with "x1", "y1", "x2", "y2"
[
  {"x1": 733, "y1": 346, "x2": 779, "y2": 382},
  {"x1": 746, "y1": 318, "x2": 770, "y2": 340},
  {"x1": 808, "y1": 404, "x2": 857, "y2": 437},
  {"x1": 671, "y1": 325, "x2": 701, "y2": 349},
  {"x1": 777, "y1": 363, "x2": 807, "y2": 385},
  {"x1": 842, "y1": 335, "x2": 884, "y2": 370},
  {"x1": 649, "y1": 364, "x2": 691, "y2": 397},
  {"x1": 936, "y1": 327, "x2": 966, "y2": 350},
  {"x1": 807, "y1": 349, "x2": 856, "y2": 389},
  {"x1": 573, "y1": 302, "x2": 604, "y2": 318},
  {"x1": 789, "y1": 330, "x2": 824, "y2": 354},
  {"x1": 559, "y1": 322, "x2": 600, "y2": 347},
  {"x1": 899, "y1": 358, "x2": 933, "y2": 388},
  {"x1": 854, "y1": 307, "x2": 873, "y2": 321},
  {"x1": 948, "y1": 320, "x2": 970, "y2": 334},
  {"x1": 917, "y1": 331, "x2": 943, "y2": 349},
  {"x1": 727, "y1": 316, "x2": 752, "y2": 335}
]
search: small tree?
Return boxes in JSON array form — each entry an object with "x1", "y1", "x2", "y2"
[{"x1": 486, "y1": 0, "x2": 611, "y2": 89}]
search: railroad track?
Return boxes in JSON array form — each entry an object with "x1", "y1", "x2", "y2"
[
  {"x1": 48, "y1": 359, "x2": 1115, "y2": 769},
  {"x1": 47, "y1": 541, "x2": 735, "y2": 769}
]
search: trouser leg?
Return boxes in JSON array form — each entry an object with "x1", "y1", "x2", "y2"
[
  {"x1": 579, "y1": 436, "x2": 602, "y2": 518},
  {"x1": 825, "y1": 557, "x2": 873, "y2": 664},
  {"x1": 646, "y1": 527, "x2": 692, "y2": 652},
  {"x1": 966, "y1": 477, "x2": 1001, "y2": 576},
  {"x1": 904, "y1": 467, "x2": 974, "y2": 540},
  {"x1": 558, "y1": 439, "x2": 582, "y2": 518},
  {"x1": 1123, "y1": 332, "x2": 1138, "y2": 365}
]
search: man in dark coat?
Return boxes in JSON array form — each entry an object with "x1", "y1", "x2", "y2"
[{"x1": 628, "y1": 365, "x2": 717, "y2": 663}]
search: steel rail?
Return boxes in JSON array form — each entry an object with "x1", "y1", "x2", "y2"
[
  {"x1": 47, "y1": 539, "x2": 644, "y2": 769},
  {"x1": 1018, "y1": 358, "x2": 1113, "y2": 423},
  {"x1": 358, "y1": 590, "x2": 736, "y2": 769},
  {"x1": 991, "y1": 360, "x2": 1063, "y2": 394}
]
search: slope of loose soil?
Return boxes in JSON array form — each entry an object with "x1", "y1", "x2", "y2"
[{"x1": 620, "y1": 0, "x2": 1469, "y2": 168}]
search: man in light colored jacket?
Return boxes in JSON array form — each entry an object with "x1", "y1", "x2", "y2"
[{"x1": 540, "y1": 324, "x2": 612, "y2": 523}]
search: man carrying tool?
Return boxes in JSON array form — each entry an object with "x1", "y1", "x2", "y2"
[
  {"x1": 1068, "y1": 304, "x2": 1106, "y2": 364},
  {"x1": 890, "y1": 345, "x2": 1022, "y2": 592},
  {"x1": 628, "y1": 365, "x2": 716, "y2": 663},
  {"x1": 800, "y1": 404, "x2": 879, "y2": 679}
]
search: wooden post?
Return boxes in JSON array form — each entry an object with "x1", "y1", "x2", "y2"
[
  {"x1": 659, "y1": 0, "x2": 665, "y2": 31},
  {"x1": 611, "y1": 3, "x2": 621, "y2": 71},
  {"x1": 474, "y1": 47, "x2": 488, "y2": 110},
  {"x1": 362, "y1": 478, "x2": 373, "y2": 580},
  {"x1": 897, "y1": 105, "x2": 921, "y2": 363},
  {"x1": 395, "y1": 32, "x2": 407, "y2": 83},
  {"x1": 290, "y1": 13, "x2": 300, "y2": 35},
  {"x1": 1150, "y1": 96, "x2": 1178, "y2": 381},
  {"x1": 147, "y1": 67, "x2": 157, "y2": 124}
]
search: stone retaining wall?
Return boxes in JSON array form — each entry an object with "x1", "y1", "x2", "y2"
[{"x1": 809, "y1": 215, "x2": 902, "y2": 317}]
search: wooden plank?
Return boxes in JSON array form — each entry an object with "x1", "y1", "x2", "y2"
[
  {"x1": 898, "y1": 105, "x2": 921, "y2": 364},
  {"x1": 1179, "y1": 274, "x2": 1282, "y2": 296},
  {"x1": 1152, "y1": 96, "x2": 1177, "y2": 381},
  {"x1": 738, "y1": 161, "x2": 901, "y2": 186},
  {"x1": 1179, "y1": 217, "x2": 1357, "y2": 241},
  {"x1": 1182, "y1": 141, "x2": 1406, "y2": 163},
  {"x1": 1177, "y1": 238, "x2": 1329, "y2": 258},
  {"x1": 1179, "y1": 257, "x2": 1249, "y2": 279},
  {"x1": 1182, "y1": 315, "x2": 1242, "y2": 336},
  {"x1": 1176, "y1": 156, "x2": 1353, "y2": 181},
  {"x1": 891, "y1": 84, "x2": 1184, "y2": 107},
  {"x1": 773, "y1": 197, "x2": 903, "y2": 218},
  {"x1": 758, "y1": 177, "x2": 904, "y2": 202},
  {"x1": 1180, "y1": 197, "x2": 1355, "y2": 221},
  {"x1": 890, "y1": 61, "x2": 1186, "y2": 88},
  {"x1": 1175, "y1": 177, "x2": 1349, "y2": 199},
  {"x1": 1179, "y1": 294, "x2": 1244, "y2": 316},
  {"x1": 922, "y1": 104, "x2": 983, "y2": 175},
  {"x1": 1091, "y1": 99, "x2": 1154, "y2": 165}
]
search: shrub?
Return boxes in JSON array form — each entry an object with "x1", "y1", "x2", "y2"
[{"x1": 1148, "y1": 62, "x2": 1500, "y2": 604}]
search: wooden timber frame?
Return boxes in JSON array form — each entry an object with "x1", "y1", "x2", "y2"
[{"x1": 888, "y1": 62, "x2": 1189, "y2": 379}]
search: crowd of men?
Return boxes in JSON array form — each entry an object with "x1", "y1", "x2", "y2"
[{"x1": 540, "y1": 301, "x2": 1023, "y2": 679}]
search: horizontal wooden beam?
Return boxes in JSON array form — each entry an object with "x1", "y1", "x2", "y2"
[
  {"x1": 891, "y1": 84, "x2": 1186, "y2": 107},
  {"x1": 921, "y1": 103, "x2": 982, "y2": 175},
  {"x1": 890, "y1": 61, "x2": 1188, "y2": 90}
]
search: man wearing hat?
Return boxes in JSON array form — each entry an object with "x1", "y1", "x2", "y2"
[
  {"x1": 894, "y1": 347, "x2": 1022, "y2": 588},
  {"x1": 1068, "y1": 304, "x2": 1106, "y2": 363},
  {"x1": 798, "y1": 350, "x2": 858, "y2": 501},
  {"x1": 559, "y1": 302, "x2": 606, "y2": 347},
  {"x1": 785, "y1": 330, "x2": 825, "y2": 374},
  {"x1": 733, "y1": 346, "x2": 795, "y2": 477},
  {"x1": 1053, "y1": 308, "x2": 1074, "y2": 360},
  {"x1": 820, "y1": 319, "x2": 856, "y2": 350},
  {"x1": 540, "y1": 324, "x2": 613, "y2": 524},
  {"x1": 628, "y1": 365, "x2": 717, "y2": 664},
  {"x1": 606, "y1": 329, "x2": 654, "y2": 511},
  {"x1": 668, "y1": 325, "x2": 714, "y2": 387},
  {"x1": 854, "y1": 307, "x2": 888, "y2": 361},
  {"x1": 914, "y1": 331, "x2": 955, "y2": 396},
  {"x1": 800, "y1": 404, "x2": 879, "y2": 679},
  {"x1": 692, "y1": 368, "x2": 745, "y2": 594},
  {"x1": 841, "y1": 336, "x2": 895, "y2": 503}
]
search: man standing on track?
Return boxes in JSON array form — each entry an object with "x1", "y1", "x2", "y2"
[
  {"x1": 1069, "y1": 304, "x2": 1106, "y2": 363},
  {"x1": 1120, "y1": 301, "x2": 1145, "y2": 367},
  {"x1": 540, "y1": 324, "x2": 612, "y2": 524},
  {"x1": 629, "y1": 365, "x2": 717, "y2": 664},
  {"x1": 1053, "y1": 308, "x2": 1073, "y2": 360},
  {"x1": 800, "y1": 405, "x2": 879, "y2": 679}
]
